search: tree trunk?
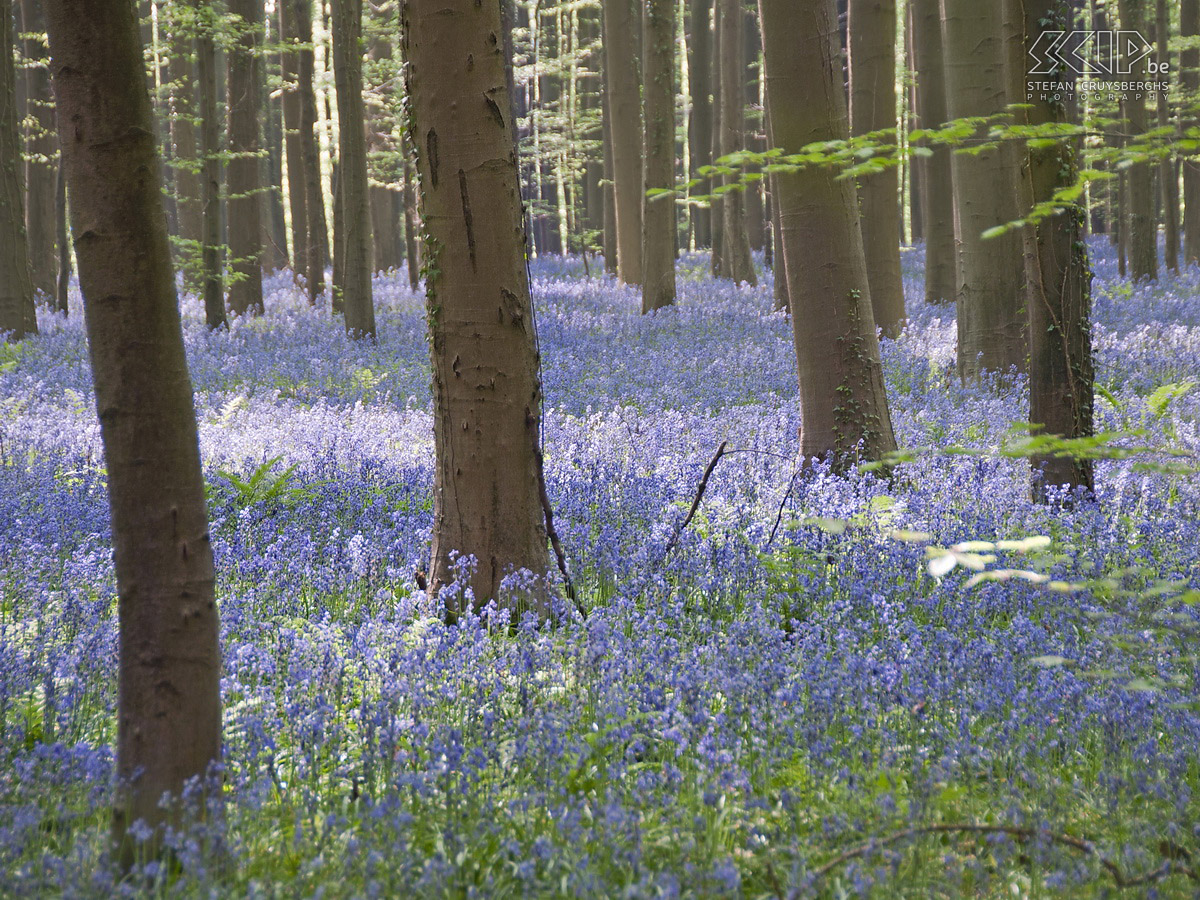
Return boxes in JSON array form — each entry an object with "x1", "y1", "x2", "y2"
[
  {"x1": 19, "y1": 0, "x2": 57, "y2": 298},
  {"x1": 848, "y1": 0, "x2": 905, "y2": 336},
  {"x1": 44, "y1": 0, "x2": 221, "y2": 863},
  {"x1": 1, "y1": 0, "x2": 35, "y2": 339},
  {"x1": 279, "y1": 0, "x2": 310, "y2": 281},
  {"x1": 710, "y1": 5, "x2": 724, "y2": 277},
  {"x1": 227, "y1": 0, "x2": 265, "y2": 317},
  {"x1": 600, "y1": 74, "x2": 617, "y2": 273},
  {"x1": 295, "y1": 0, "x2": 329, "y2": 302},
  {"x1": 55, "y1": 156, "x2": 69, "y2": 314},
  {"x1": 331, "y1": 0, "x2": 375, "y2": 337},
  {"x1": 1156, "y1": 0, "x2": 1178, "y2": 273},
  {"x1": 716, "y1": 0, "x2": 756, "y2": 285},
  {"x1": 168, "y1": 11, "x2": 202, "y2": 261},
  {"x1": 641, "y1": 0, "x2": 677, "y2": 312},
  {"x1": 940, "y1": 0, "x2": 1026, "y2": 379},
  {"x1": 403, "y1": 0, "x2": 550, "y2": 617},
  {"x1": 1117, "y1": 0, "x2": 1156, "y2": 281},
  {"x1": 743, "y1": 8, "x2": 765, "y2": 252},
  {"x1": 765, "y1": 90, "x2": 787, "y2": 311},
  {"x1": 910, "y1": 0, "x2": 954, "y2": 304},
  {"x1": 261, "y1": 9, "x2": 291, "y2": 270},
  {"x1": 402, "y1": 137, "x2": 420, "y2": 290},
  {"x1": 195, "y1": 4, "x2": 225, "y2": 329},
  {"x1": 602, "y1": 0, "x2": 643, "y2": 285},
  {"x1": 688, "y1": 0, "x2": 712, "y2": 248},
  {"x1": 1014, "y1": 0, "x2": 1094, "y2": 500},
  {"x1": 1184, "y1": 0, "x2": 1200, "y2": 265},
  {"x1": 760, "y1": 0, "x2": 896, "y2": 465}
]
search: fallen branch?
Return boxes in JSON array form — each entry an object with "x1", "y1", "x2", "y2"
[
  {"x1": 528, "y1": 412, "x2": 586, "y2": 620},
  {"x1": 660, "y1": 441, "x2": 729, "y2": 561}
]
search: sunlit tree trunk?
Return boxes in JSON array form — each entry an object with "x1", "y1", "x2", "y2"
[
  {"x1": 688, "y1": 0, "x2": 712, "y2": 248},
  {"x1": 848, "y1": 0, "x2": 904, "y2": 336},
  {"x1": 641, "y1": 0, "x2": 677, "y2": 312},
  {"x1": 294, "y1": 0, "x2": 329, "y2": 302},
  {"x1": 44, "y1": 0, "x2": 221, "y2": 863},
  {"x1": 1156, "y1": 0, "x2": 1178, "y2": 273},
  {"x1": 194, "y1": 1, "x2": 225, "y2": 329},
  {"x1": 261, "y1": 9, "x2": 291, "y2": 270},
  {"x1": 761, "y1": 0, "x2": 896, "y2": 465},
  {"x1": 368, "y1": 26, "x2": 403, "y2": 273},
  {"x1": 227, "y1": 0, "x2": 265, "y2": 317},
  {"x1": 1184, "y1": 0, "x2": 1200, "y2": 266},
  {"x1": 19, "y1": 0, "x2": 57, "y2": 298},
  {"x1": 1117, "y1": 0, "x2": 1156, "y2": 281},
  {"x1": 601, "y1": 75, "x2": 617, "y2": 273},
  {"x1": 402, "y1": 137, "x2": 419, "y2": 290},
  {"x1": 940, "y1": 0, "x2": 1026, "y2": 379},
  {"x1": 1, "y1": 0, "x2": 36, "y2": 339},
  {"x1": 280, "y1": 0, "x2": 310, "y2": 281},
  {"x1": 602, "y1": 0, "x2": 643, "y2": 285},
  {"x1": 716, "y1": 0, "x2": 755, "y2": 284}
]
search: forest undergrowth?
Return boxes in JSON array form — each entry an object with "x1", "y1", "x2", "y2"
[{"x1": 1, "y1": 241, "x2": 1198, "y2": 897}]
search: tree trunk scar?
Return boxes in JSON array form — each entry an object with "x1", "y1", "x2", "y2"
[
  {"x1": 500, "y1": 287, "x2": 525, "y2": 331},
  {"x1": 458, "y1": 169, "x2": 477, "y2": 270},
  {"x1": 484, "y1": 91, "x2": 505, "y2": 128},
  {"x1": 426, "y1": 128, "x2": 439, "y2": 187}
]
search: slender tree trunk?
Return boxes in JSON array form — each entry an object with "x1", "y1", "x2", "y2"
[
  {"x1": 367, "y1": 29, "x2": 403, "y2": 272},
  {"x1": 601, "y1": 75, "x2": 617, "y2": 273},
  {"x1": 55, "y1": 158, "x2": 69, "y2": 314},
  {"x1": 1184, "y1": 0, "x2": 1200, "y2": 265},
  {"x1": 1014, "y1": 0, "x2": 1094, "y2": 500},
  {"x1": 688, "y1": 0, "x2": 712, "y2": 248},
  {"x1": 1, "y1": 0, "x2": 36, "y2": 339},
  {"x1": 765, "y1": 91, "x2": 787, "y2": 311},
  {"x1": 194, "y1": 4, "x2": 225, "y2": 329},
  {"x1": 709, "y1": 6, "x2": 724, "y2": 276},
  {"x1": 261, "y1": 9, "x2": 291, "y2": 270},
  {"x1": 940, "y1": 0, "x2": 1026, "y2": 379},
  {"x1": 1117, "y1": 0, "x2": 1156, "y2": 281},
  {"x1": 19, "y1": 0, "x2": 57, "y2": 298},
  {"x1": 602, "y1": 0, "x2": 643, "y2": 285},
  {"x1": 910, "y1": 0, "x2": 953, "y2": 305},
  {"x1": 280, "y1": 0, "x2": 310, "y2": 281},
  {"x1": 331, "y1": 0, "x2": 375, "y2": 337},
  {"x1": 402, "y1": 139, "x2": 419, "y2": 290},
  {"x1": 403, "y1": 0, "x2": 551, "y2": 617},
  {"x1": 168, "y1": 11, "x2": 202, "y2": 261},
  {"x1": 1156, "y1": 0, "x2": 1178, "y2": 273},
  {"x1": 760, "y1": 0, "x2": 896, "y2": 465},
  {"x1": 642, "y1": 0, "x2": 677, "y2": 312},
  {"x1": 743, "y1": 8, "x2": 765, "y2": 252},
  {"x1": 295, "y1": 0, "x2": 329, "y2": 302},
  {"x1": 848, "y1": 0, "x2": 904, "y2": 336},
  {"x1": 44, "y1": 0, "x2": 221, "y2": 863},
  {"x1": 717, "y1": 0, "x2": 756, "y2": 284},
  {"x1": 227, "y1": 0, "x2": 265, "y2": 317}
]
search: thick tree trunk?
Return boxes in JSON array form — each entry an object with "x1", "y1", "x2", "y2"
[
  {"x1": 688, "y1": 0, "x2": 712, "y2": 248},
  {"x1": 1, "y1": 0, "x2": 36, "y2": 339},
  {"x1": 227, "y1": 0, "x2": 265, "y2": 317},
  {"x1": 848, "y1": 0, "x2": 904, "y2": 336},
  {"x1": 760, "y1": 0, "x2": 896, "y2": 465},
  {"x1": 331, "y1": 0, "x2": 375, "y2": 337},
  {"x1": 641, "y1": 0, "x2": 676, "y2": 312},
  {"x1": 280, "y1": 0, "x2": 310, "y2": 281},
  {"x1": 910, "y1": 0, "x2": 954, "y2": 304},
  {"x1": 940, "y1": 0, "x2": 1026, "y2": 380},
  {"x1": 44, "y1": 0, "x2": 221, "y2": 863},
  {"x1": 195, "y1": 5, "x2": 225, "y2": 329},
  {"x1": 1015, "y1": 0, "x2": 1094, "y2": 500},
  {"x1": 1117, "y1": 0, "x2": 1156, "y2": 281},
  {"x1": 403, "y1": 0, "x2": 550, "y2": 617},
  {"x1": 19, "y1": 0, "x2": 57, "y2": 298},
  {"x1": 602, "y1": 0, "x2": 643, "y2": 285},
  {"x1": 717, "y1": 0, "x2": 756, "y2": 285},
  {"x1": 1155, "y1": 0, "x2": 1178, "y2": 273},
  {"x1": 1185, "y1": 0, "x2": 1200, "y2": 266},
  {"x1": 294, "y1": 0, "x2": 329, "y2": 302}
]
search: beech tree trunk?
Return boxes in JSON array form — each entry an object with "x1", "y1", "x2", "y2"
[
  {"x1": 368, "y1": 29, "x2": 404, "y2": 273},
  {"x1": 1184, "y1": 0, "x2": 1200, "y2": 266},
  {"x1": 1, "y1": 0, "x2": 36, "y2": 339},
  {"x1": 1156, "y1": 0, "x2": 1178, "y2": 273},
  {"x1": 910, "y1": 0, "x2": 954, "y2": 304},
  {"x1": 195, "y1": 4, "x2": 225, "y2": 329},
  {"x1": 641, "y1": 0, "x2": 676, "y2": 312},
  {"x1": 848, "y1": 0, "x2": 904, "y2": 336},
  {"x1": 168, "y1": 13, "x2": 202, "y2": 259},
  {"x1": 717, "y1": 0, "x2": 756, "y2": 285},
  {"x1": 688, "y1": 0, "x2": 712, "y2": 248},
  {"x1": 760, "y1": 0, "x2": 896, "y2": 465},
  {"x1": 280, "y1": 0, "x2": 310, "y2": 281},
  {"x1": 44, "y1": 0, "x2": 221, "y2": 863},
  {"x1": 940, "y1": 0, "x2": 1027, "y2": 379},
  {"x1": 262, "y1": 10, "x2": 291, "y2": 270},
  {"x1": 1117, "y1": 0, "x2": 1156, "y2": 281},
  {"x1": 602, "y1": 0, "x2": 643, "y2": 285},
  {"x1": 710, "y1": 8, "x2": 724, "y2": 276},
  {"x1": 403, "y1": 0, "x2": 550, "y2": 617},
  {"x1": 227, "y1": 0, "x2": 265, "y2": 317},
  {"x1": 19, "y1": 0, "x2": 57, "y2": 298},
  {"x1": 600, "y1": 75, "x2": 617, "y2": 273},
  {"x1": 294, "y1": 0, "x2": 329, "y2": 302},
  {"x1": 1015, "y1": 0, "x2": 1094, "y2": 500},
  {"x1": 402, "y1": 139, "x2": 420, "y2": 290},
  {"x1": 331, "y1": 0, "x2": 375, "y2": 337}
]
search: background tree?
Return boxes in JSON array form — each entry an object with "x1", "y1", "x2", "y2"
[
  {"x1": 687, "y1": 0, "x2": 712, "y2": 249},
  {"x1": 1117, "y1": 0, "x2": 1156, "y2": 282},
  {"x1": 848, "y1": 0, "x2": 904, "y2": 336},
  {"x1": 279, "y1": 0, "x2": 310, "y2": 281},
  {"x1": 760, "y1": 0, "x2": 896, "y2": 465},
  {"x1": 292, "y1": 0, "x2": 329, "y2": 302},
  {"x1": 1183, "y1": 0, "x2": 1199, "y2": 266},
  {"x1": 331, "y1": 0, "x2": 375, "y2": 337},
  {"x1": 716, "y1": 0, "x2": 755, "y2": 285},
  {"x1": 403, "y1": 0, "x2": 550, "y2": 615},
  {"x1": 194, "y1": 1, "x2": 225, "y2": 328},
  {"x1": 1, "y1": 0, "x2": 36, "y2": 339},
  {"x1": 19, "y1": 0, "x2": 58, "y2": 299},
  {"x1": 227, "y1": 0, "x2": 266, "y2": 317},
  {"x1": 44, "y1": 0, "x2": 221, "y2": 861},
  {"x1": 641, "y1": 0, "x2": 676, "y2": 313},
  {"x1": 601, "y1": 0, "x2": 643, "y2": 285}
]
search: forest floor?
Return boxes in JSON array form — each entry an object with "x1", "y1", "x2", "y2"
[{"x1": 1, "y1": 241, "x2": 1199, "y2": 897}]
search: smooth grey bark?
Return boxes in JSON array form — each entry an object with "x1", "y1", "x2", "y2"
[
  {"x1": 641, "y1": 0, "x2": 676, "y2": 312},
  {"x1": 716, "y1": 0, "x2": 755, "y2": 285},
  {"x1": 688, "y1": 0, "x2": 712, "y2": 248},
  {"x1": 1117, "y1": 0, "x2": 1156, "y2": 281},
  {"x1": 19, "y1": 0, "x2": 57, "y2": 298},
  {"x1": 602, "y1": 0, "x2": 643, "y2": 285},
  {"x1": 1185, "y1": 0, "x2": 1200, "y2": 265},
  {"x1": 1, "y1": 0, "x2": 36, "y2": 339},
  {"x1": 227, "y1": 0, "x2": 265, "y2": 317}
]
